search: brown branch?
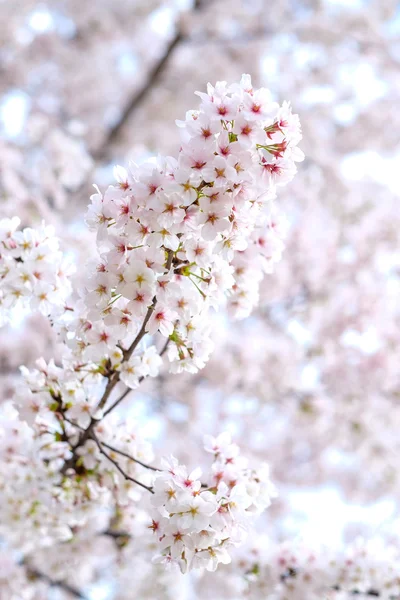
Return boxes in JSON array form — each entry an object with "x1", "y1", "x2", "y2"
[
  {"x1": 65, "y1": 415, "x2": 160, "y2": 472},
  {"x1": 123, "y1": 299, "x2": 157, "y2": 363},
  {"x1": 93, "y1": 2, "x2": 208, "y2": 161},
  {"x1": 103, "y1": 334, "x2": 171, "y2": 417},
  {"x1": 159, "y1": 336, "x2": 171, "y2": 358},
  {"x1": 62, "y1": 248, "x2": 173, "y2": 475},
  {"x1": 100, "y1": 440, "x2": 160, "y2": 472},
  {"x1": 64, "y1": 301, "x2": 158, "y2": 465},
  {"x1": 102, "y1": 383, "x2": 136, "y2": 418},
  {"x1": 25, "y1": 565, "x2": 87, "y2": 599},
  {"x1": 91, "y1": 432, "x2": 154, "y2": 493},
  {"x1": 94, "y1": 34, "x2": 182, "y2": 161}
]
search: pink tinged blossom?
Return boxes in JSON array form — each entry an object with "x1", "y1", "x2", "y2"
[
  {"x1": 118, "y1": 356, "x2": 146, "y2": 389},
  {"x1": 243, "y1": 88, "x2": 279, "y2": 121},
  {"x1": 76, "y1": 440, "x2": 100, "y2": 470},
  {"x1": 85, "y1": 274, "x2": 112, "y2": 309},
  {"x1": 177, "y1": 466, "x2": 203, "y2": 492},
  {"x1": 197, "y1": 199, "x2": 231, "y2": 241},
  {"x1": 175, "y1": 495, "x2": 217, "y2": 532},
  {"x1": 178, "y1": 112, "x2": 220, "y2": 146},
  {"x1": 85, "y1": 326, "x2": 119, "y2": 359},
  {"x1": 150, "y1": 226, "x2": 180, "y2": 252},
  {"x1": 169, "y1": 166, "x2": 201, "y2": 206},
  {"x1": 203, "y1": 545, "x2": 232, "y2": 572},
  {"x1": 202, "y1": 155, "x2": 237, "y2": 184},
  {"x1": 0, "y1": 217, "x2": 20, "y2": 242},
  {"x1": 159, "y1": 529, "x2": 190, "y2": 559},
  {"x1": 160, "y1": 455, "x2": 184, "y2": 478},
  {"x1": 184, "y1": 238, "x2": 213, "y2": 268},
  {"x1": 118, "y1": 261, "x2": 156, "y2": 301},
  {"x1": 200, "y1": 92, "x2": 239, "y2": 121},
  {"x1": 232, "y1": 114, "x2": 263, "y2": 147},
  {"x1": 149, "y1": 193, "x2": 186, "y2": 228},
  {"x1": 146, "y1": 304, "x2": 177, "y2": 337},
  {"x1": 113, "y1": 165, "x2": 130, "y2": 190},
  {"x1": 179, "y1": 143, "x2": 212, "y2": 175},
  {"x1": 259, "y1": 156, "x2": 297, "y2": 186},
  {"x1": 141, "y1": 345, "x2": 163, "y2": 377},
  {"x1": 103, "y1": 308, "x2": 136, "y2": 337},
  {"x1": 204, "y1": 431, "x2": 234, "y2": 455},
  {"x1": 125, "y1": 218, "x2": 152, "y2": 245},
  {"x1": 126, "y1": 287, "x2": 153, "y2": 316},
  {"x1": 151, "y1": 478, "x2": 181, "y2": 512}
]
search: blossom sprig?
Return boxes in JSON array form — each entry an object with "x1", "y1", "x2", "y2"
[
  {"x1": 0, "y1": 217, "x2": 73, "y2": 326},
  {"x1": 39, "y1": 75, "x2": 302, "y2": 480},
  {"x1": 0, "y1": 76, "x2": 301, "y2": 583},
  {"x1": 79, "y1": 74, "x2": 302, "y2": 374},
  {"x1": 150, "y1": 432, "x2": 276, "y2": 573}
]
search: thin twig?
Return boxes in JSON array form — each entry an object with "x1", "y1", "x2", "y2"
[
  {"x1": 160, "y1": 337, "x2": 171, "y2": 358},
  {"x1": 103, "y1": 383, "x2": 136, "y2": 418},
  {"x1": 102, "y1": 252, "x2": 173, "y2": 418},
  {"x1": 67, "y1": 304, "x2": 156, "y2": 458},
  {"x1": 64, "y1": 416, "x2": 84, "y2": 430},
  {"x1": 103, "y1": 335, "x2": 170, "y2": 417},
  {"x1": 91, "y1": 432, "x2": 154, "y2": 493},
  {"x1": 100, "y1": 440, "x2": 160, "y2": 472},
  {"x1": 123, "y1": 301, "x2": 157, "y2": 363}
]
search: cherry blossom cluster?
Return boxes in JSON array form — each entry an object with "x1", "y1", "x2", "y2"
[
  {"x1": 203, "y1": 537, "x2": 400, "y2": 599},
  {"x1": 17, "y1": 350, "x2": 162, "y2": 429},
  {"x1": 150, "y1": 432, "x2": 276, "y2": 573},
  {"x1": 0, "y1": 400, "x2": 82, "y2": 551},
  {"x1": 0, "y1": 76, "x2": 301, "y2": 590},
  {"x1": 0, "y1": 217, "x2": 72, "y2": 326},
  {"x1": 1, "y1": 390, "x2": 277, "y2": 580},
  {"x1": 81, "y1": 74, "x2": 302, "y2": 373},
  {"x1": 0, "y1": 394, "x2": 155, "y2": 551}
]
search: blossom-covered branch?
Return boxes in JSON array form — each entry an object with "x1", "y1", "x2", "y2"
[{"x1": 0, "y1": 75, "x2": 302, "y2": 584}]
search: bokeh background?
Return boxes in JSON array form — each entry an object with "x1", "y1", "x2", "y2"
[{"x1": 1, "y1": 0, "x2": 400, "y2": 597}]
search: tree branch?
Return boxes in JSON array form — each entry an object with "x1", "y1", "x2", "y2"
[
  {"x1": 65, "y1": 302, "x2": 157, "y2": 464},
  {"x1": 100, "y1": 440, "x2": 160, "y2": 472},
  {"x1": 102, "y1": 384, "x2": 135, "y2": 418},
  {"x1": 62, "y1": 249, "x2": 174, "y2": 475},
  {"x1": 91, "y1": 432, "x2": 154, "y2": 493},
  {"x1": 94, "y1": 34, "x2": 182, "y2": 161},
  {"x1": 25, "y1": 565, "x2": 87, "y2": 599},
  {"x1": 93, "y1": 2, "x2": 208, "y2": 161}
]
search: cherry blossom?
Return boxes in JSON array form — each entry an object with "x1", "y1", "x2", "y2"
[
  {"x1": 150, "y1": 433, "x2": 276, "y2": 573},
  {"x1": 0, "y1": 218, "x2": 73, "y2": 326}
]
